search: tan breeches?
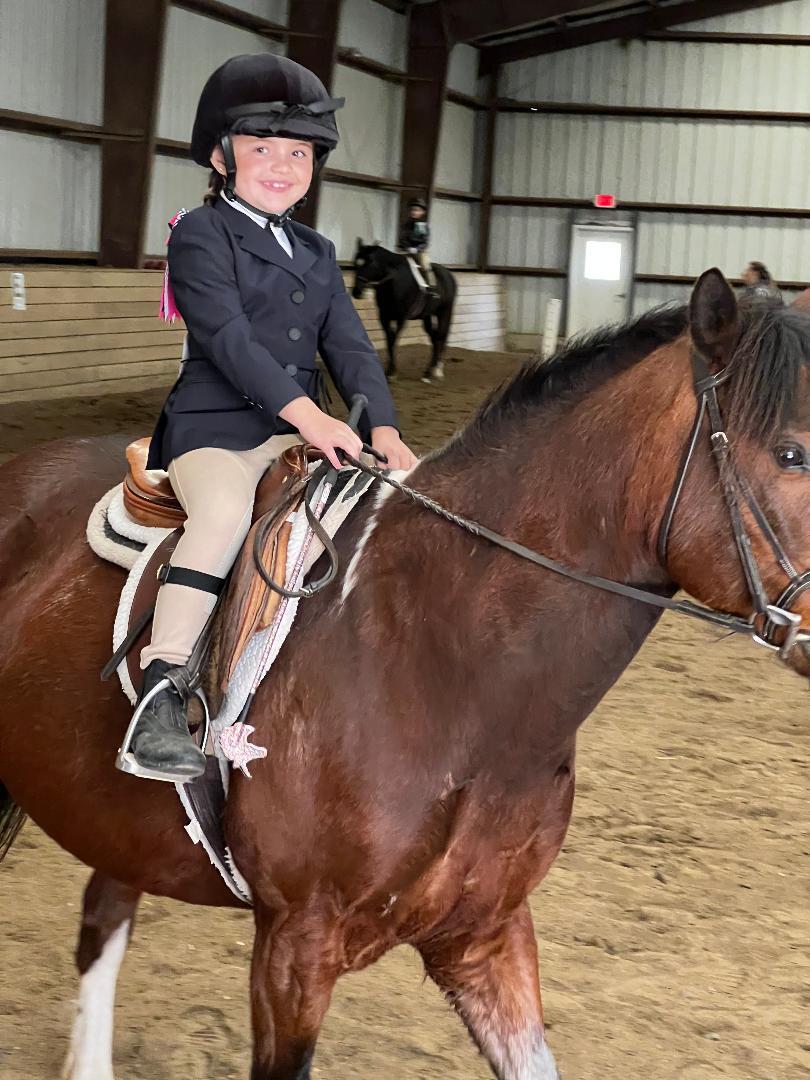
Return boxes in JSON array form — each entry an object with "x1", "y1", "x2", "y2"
[{"x1": 140, "y1": 434, "x2": 300, "y2": 669}]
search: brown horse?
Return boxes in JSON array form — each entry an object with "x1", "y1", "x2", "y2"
[{"x1": 2, "y1": 268, "x2": 810, "y2": 1080}]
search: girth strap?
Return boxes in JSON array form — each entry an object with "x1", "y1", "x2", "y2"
[{"x1": 157, "y1": 564, "x2": 225, "y2": 595}]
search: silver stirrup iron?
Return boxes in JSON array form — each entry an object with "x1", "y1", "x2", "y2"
[{"x1": 115, "y1": 678, "x2": 211, "y2": 784}]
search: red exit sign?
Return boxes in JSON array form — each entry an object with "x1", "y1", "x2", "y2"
[{"x1": 593, "y1": 194, "x2": 617, "y2": 208}]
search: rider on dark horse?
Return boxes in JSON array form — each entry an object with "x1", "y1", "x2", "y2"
[
  {"x1": 399, "y1": 197, "x2": 437, "y2": 298},
  {"x1": 123, "y1": 53, "x2": 416, "y2": 784}
]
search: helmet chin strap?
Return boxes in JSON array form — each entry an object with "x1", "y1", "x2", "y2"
[{"x1": 219, "y1": 133, "x2": 310, "y2": 226}]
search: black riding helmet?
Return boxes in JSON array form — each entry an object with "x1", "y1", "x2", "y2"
[
  {"x1": 407, "y1": 197, "x2": 427, "y2": 211},
  {"x1": 191, "y1": 53, "x2": 344, "y2": 223}
]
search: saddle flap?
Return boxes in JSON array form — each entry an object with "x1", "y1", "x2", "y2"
[
  {"x1": 122, "y1": 470, "x2": 311, "y2": 706},
  {"x1": 214, "y1": 485, "x2": 307, "y2": 697}
]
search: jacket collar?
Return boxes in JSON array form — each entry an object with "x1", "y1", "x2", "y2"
[{"x1": 213, "y1": 197, "x2": 316, "y2": 283}]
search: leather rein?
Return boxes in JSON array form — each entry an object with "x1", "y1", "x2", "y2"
[{"x1": 260, "y1": 351, "x2": 810, "y2": 657}]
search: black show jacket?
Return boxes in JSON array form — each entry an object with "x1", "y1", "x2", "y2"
[{"x1": 147, "y1": 197, "x2": 398, "y2": 469}]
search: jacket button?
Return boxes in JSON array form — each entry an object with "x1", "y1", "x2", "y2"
[
  {"x1": 288, "y1": 327, "x2": 302, "y2": 341},
  {"x1": 291, "y1": 289, "x2": 305, "y2": 304},
  {"x1": 285, "y1": 364, "x2": 298, "y2": 376}
]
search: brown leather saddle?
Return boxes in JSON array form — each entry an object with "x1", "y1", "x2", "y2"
[{"x1": 118, "y1": 438, "x2": 320, "y2": 703}]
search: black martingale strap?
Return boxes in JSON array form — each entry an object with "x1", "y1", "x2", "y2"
[{"x1": 157, "y1": 564, "x2": 225, "y2": 595}]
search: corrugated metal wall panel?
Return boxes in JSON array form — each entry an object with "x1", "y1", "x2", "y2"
[
  {"x1": 145, "y1": 157, "x2": 208, "y2": 257},
  {"x1": 631, "y1": 283, "x2": 806, "y2": 318},
  {"x1": 157, "y1": 7, "x2": 283, "y2": 144},
  {"x1": 632, "y1": 281, "x2": 691, "y2": 316},
  {"x1": 494, "y1": 113, "x2": 810, "y2": 209},
  {"x1": 329, "y1": 65, "x2": 403, "y2": 178},
  {"x1": 503, "y1": 276, "x2": 565, "y2": 341},
  {"x1": 635, "y1": 212, "x2": 808, "y2": 282},
  {"x1": 0, "y1": 0, "x2": 105, "y2": 124},
  {"x1": 683, "y1": 0, "x2": 810, "y2": 34},
  {"x1": 447, "y1": 45, "x2": 480, "y2": 96},
  {"x1": 0, "y1": 132, "x2": 100, "y2": 250},
  {"x1": 338, "y1": 0, "x2": 406, "y2": 71},
  {"x1": 435, "y1": 102, "x2": 477, "y2": 193},
  {"x1": 317, "y1": 182, "x2": 399, "y2": 261},
  {"x1": 430, "y1": 200, "x2": 479, "y2": 265},
  {"x1": 488, "y1": 206, "x2": 569, "y2": 270},
  {"x1": 500, "y1": 40, "x2": 810, "y2": 112}
]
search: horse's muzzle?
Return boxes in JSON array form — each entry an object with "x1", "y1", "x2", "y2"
[{"x1": 352, "y1": 286, "x2": 364, "y2": 300}]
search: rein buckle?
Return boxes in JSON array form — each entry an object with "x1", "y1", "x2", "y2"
[{"x1": 710, "y1": 430, "x2": 729, "y2": 450}]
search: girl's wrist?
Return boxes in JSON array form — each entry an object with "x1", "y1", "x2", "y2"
[{"x1": 279, "y1": 395, "x2": 319, "y2": 425}]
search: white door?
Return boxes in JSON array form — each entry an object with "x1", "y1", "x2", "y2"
[{"x1": 567, "y1": 223, "x2": 634, "y2": 337}]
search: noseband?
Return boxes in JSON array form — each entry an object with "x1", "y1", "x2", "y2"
[{"x1": 657, "y1": 348, "x2": 810, "y2": 656}]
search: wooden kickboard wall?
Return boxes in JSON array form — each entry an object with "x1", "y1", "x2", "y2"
[{"x1": 0, "y1": 267, "x2": 505, "y2": 405}]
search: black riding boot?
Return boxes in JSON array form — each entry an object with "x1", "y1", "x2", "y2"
[{"x1": 127, "y1": 659, "x2": 206, "y2": 782}]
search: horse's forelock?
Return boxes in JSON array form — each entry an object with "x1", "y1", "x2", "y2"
[{"x1": 725, "y1": 305, "x2": 810, "y2": 441}]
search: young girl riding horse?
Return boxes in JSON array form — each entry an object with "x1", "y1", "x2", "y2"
[{"x1": 123, "y1": 54, "x2": 416, "y2": 783}]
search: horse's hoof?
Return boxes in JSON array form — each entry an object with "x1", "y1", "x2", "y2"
[
  {"x1": 386, "y1": 372, "x2": 398, "y2": 382},
  {"x1": 420, "y1": 376, "x2": 432, "y2": 385}
]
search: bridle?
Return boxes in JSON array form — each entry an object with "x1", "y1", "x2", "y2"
[
  {"x1": 262, "y1": 349, "x2": 810, "y2": 658},
  {"x1": 354, "y1": 268, "x2": 394, "y2": 294},
  {"x1": 657, "y1": 346, "x2": 810, "y2": 656},
  {"x1": 353, "y1": 250, "x2": 401, "y2": 295}
]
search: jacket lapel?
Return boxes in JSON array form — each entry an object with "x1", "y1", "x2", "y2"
[
  {"x1": 214, "y1": 198, "x2": 313, "y2": 283},
  {"x1": 288, "y1": 224, "x2": 317, "y2": 280}
]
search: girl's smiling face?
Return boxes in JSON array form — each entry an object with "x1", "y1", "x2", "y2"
[{"x1": 212, "y1": 135, "x2": 315, "y2": 215}]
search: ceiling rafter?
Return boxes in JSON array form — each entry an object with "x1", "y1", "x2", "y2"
[
  {"x1": 442, "y1": 1, "x2": 625, "y2": 44},
  {"x1": 478, "y1": 0, "x2": 788, "y2": 70}
]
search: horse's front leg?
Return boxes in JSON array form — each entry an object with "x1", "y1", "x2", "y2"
[
  {"x1": 63, "y1": 871, "x2": 141, "y2": 1080},
  {"x1": 417, "y1": 901, "x2": 560, "y2": 1080},
  {"x1": 384, "y1": 318, "x2": 404, "y2": 379},
  {"x1": 250, "y1": 902, "x2": 340, "y2": 1080},
  {"x1": 421, "y1": 316, "x2": 445, "y2": 383}
]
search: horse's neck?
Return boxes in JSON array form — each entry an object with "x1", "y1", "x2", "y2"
[
  {"x1": 362, "y1": 345, "x2": 688, "y2": 745},
  {"x1": 426, "y1": 362, "x2": 680, "y2": 583},
  {"x1": 378, "y1": 250, "x2": 418, "y2": 291}
]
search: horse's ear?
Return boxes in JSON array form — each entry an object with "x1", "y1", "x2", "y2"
[
  {"x1": 373, "y1": 238, "x2": 381, "y2": 247},
  {"x1": 356, "y1": 237, "x2": 363, "y2": 250},
  {"x1": 689, "y1": 268, "x2": 740, "y2": 365}
]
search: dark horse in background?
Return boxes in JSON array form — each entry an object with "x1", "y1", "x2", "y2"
[
  {"x1": 3, "y1": 270, "x2": 810, "y2": 1079},
  {"x1": 352, "y1": 240, "x2": 457, "y2": 382}
]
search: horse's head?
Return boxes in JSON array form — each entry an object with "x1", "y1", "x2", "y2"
[
  {"x1": 352, "y1": 239, "x2": 388, "y2": 299},
  {"x1": 664, "y1": 267, "x2": 810, "y2": 674}
]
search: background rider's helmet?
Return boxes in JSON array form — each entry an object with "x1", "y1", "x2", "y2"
[
  {"x1": 407, "y1": 197, "x2": 428, "y2": 211},
  {"x1": 191, "y1": 53, "x2": 344, "y2": 219}
]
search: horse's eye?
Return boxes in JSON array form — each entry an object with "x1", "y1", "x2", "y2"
[{"x1": 775, "y1": 444, "x2": 806, "y2": 470}]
